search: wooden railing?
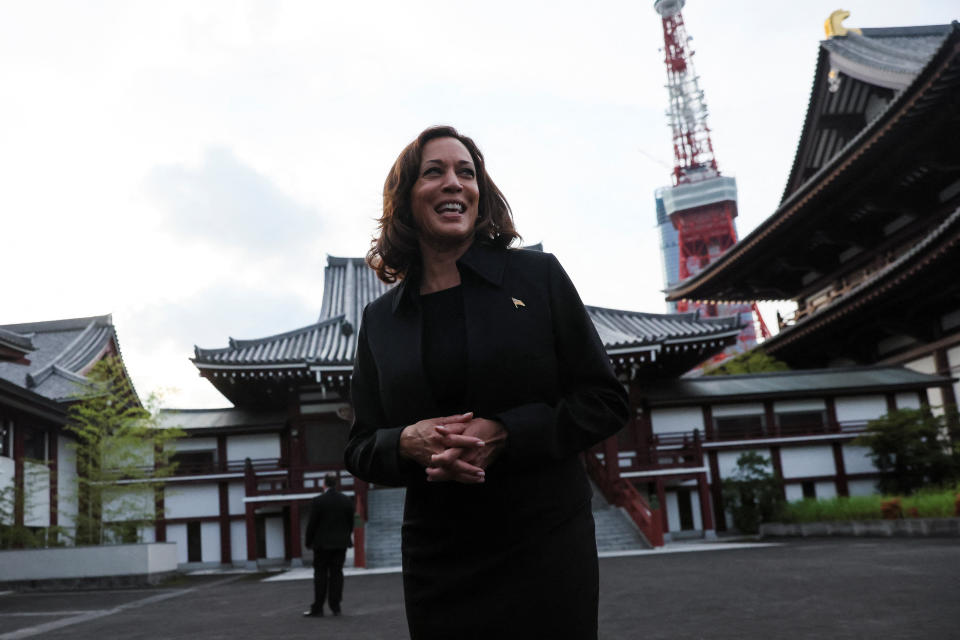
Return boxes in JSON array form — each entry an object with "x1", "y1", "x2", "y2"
[{"x1": 584, "y1": 450, "x2": 664, "y2": 547}]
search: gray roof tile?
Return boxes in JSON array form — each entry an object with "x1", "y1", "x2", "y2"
[{"x1": 0, "y1": 315, "x2": 123, "y2": 401}]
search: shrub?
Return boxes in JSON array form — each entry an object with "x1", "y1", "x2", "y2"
[
  {"x1": 854, "y1": 407, "x2": 959, "y2": 495},
  {"x1": 722, "y1": 452, "x2": 784, "y2": 533},
  {"x1": 881, "y1": 498, "x2": 903, "y2": 520}
]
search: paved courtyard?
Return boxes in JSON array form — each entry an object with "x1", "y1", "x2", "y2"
[{"x1": 1, "y1": 538, "x2": 957, "y2": 639}]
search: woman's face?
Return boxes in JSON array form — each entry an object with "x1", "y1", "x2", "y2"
[{"x1": 410, "y1": 137, "x2": 480, "y2": 248}]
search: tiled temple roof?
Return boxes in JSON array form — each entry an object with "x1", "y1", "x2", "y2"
[
  {"x1": 0, "y1": 327, "x2": 35, "y2": 356},
  {"x1": 642, "y1": 366, "x2": 954, "y2": 406},
  {"x1": 0, "y1": 315, "x2": 122, "y2": 402},
  {"x1": 587, "y1": 306, "x2": 742, "y2": 353},
  {"x1": 194, "y1": 254, "x2": 743, "y2": 378}
]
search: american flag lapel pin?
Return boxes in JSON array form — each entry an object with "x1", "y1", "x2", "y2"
[{"x1": 512, "y1": 297, "x2": 525, "y2": 309}]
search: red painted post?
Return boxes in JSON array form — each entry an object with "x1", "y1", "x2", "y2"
[
  {"x1": 696, "y1": 472, "x2": 714, "y2": 532},
  {"x1": 656, "y1": 477, "x2": 668, "y2": 535},
  {"x1": 832, "y1": 442, "x2": 849, "y2": 497},
  {"x1": 289, "y1": 501, "x2": 302, "y2": 562},
  {"x1": 218, "y1": 482, "x2": 231, "y2": 564},
  {"x1": 603, "y1": 435, "x2": 620, "y2": 485}
]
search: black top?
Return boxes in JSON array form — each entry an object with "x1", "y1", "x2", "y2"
[{"x1": 419, "y1": 285, "x2": 467, "y2": 415}]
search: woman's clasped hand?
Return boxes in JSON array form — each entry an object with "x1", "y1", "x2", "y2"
[{"x1": 398, "y1": 412, "x2": 507, "y2": 484}]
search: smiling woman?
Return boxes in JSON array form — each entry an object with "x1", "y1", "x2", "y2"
[{"x1": 346, "y1": 126, "x2": 629, "y2": 639}]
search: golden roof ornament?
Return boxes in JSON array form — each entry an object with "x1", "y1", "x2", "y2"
[{"x1": 825, "y1": 9, "x2": 862, "y2": 38}]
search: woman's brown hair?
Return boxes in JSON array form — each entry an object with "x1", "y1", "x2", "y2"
[{"x1": 367, "y1": 125, "x2": 520, "y2": 283}]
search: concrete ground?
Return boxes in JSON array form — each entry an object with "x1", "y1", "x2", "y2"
[{"x1": 1, "y1": 538, "x2": 958, "y2": 639}]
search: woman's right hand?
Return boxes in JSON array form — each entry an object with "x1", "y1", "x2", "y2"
[{"x1": 399, "y1": 412, "x2": 487, "y2": 482}]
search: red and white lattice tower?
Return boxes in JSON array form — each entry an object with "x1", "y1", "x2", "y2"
[{"x1": 654, "y1": 0, "x2": 768, "y2": 355}]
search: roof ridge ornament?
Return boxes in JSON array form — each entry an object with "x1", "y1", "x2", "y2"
[{"x1": 825, "y1": 9, "x2": 862, "y2": 39}]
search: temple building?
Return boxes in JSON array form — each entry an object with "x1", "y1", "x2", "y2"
[
  {"x1": 0, "y1": 315, "x2": 129, "y2": 543},
  {"x1": 5, "y1": 15, "x2": 957, "y2": 568},
  {"x1": 666, "y1": 19, "x2": 960, "y2": 411}
]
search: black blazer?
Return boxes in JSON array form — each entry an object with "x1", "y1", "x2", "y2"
[
  {"x1": 344, "y1": 243, "x2": 628, "y2": 530},
  {"x1": 304, "y1": 488, "x2": 355, "y2": 551}
]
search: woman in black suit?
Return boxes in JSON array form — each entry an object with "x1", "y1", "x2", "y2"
[{"x1": 344, "y1": 125, "x2": 628, "y2": 639}]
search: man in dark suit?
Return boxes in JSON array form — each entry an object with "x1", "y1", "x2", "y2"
[{"x1": 303, "y1": 473, "x2": 354, "y2": 617}]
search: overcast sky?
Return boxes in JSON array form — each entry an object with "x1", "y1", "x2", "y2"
[{"x1": 2, "y1": 1, "x2": 956, "y2": 408}]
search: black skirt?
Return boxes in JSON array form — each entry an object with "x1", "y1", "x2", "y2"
[{"x1": 401, "y1": 477, "x2": 599, "y2": 640}]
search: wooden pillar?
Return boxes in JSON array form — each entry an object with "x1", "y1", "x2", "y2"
[
  {"x1": 244, "y1": 458, "x2": 258, "y2": 564},
  {"x1": 603, "y1": 435, "x2": 620, "y2": 485},
  {"x1": 217, "y1": 435, "x2": 227, "y2": 472},
  {"x1": 218, "y1": 481, "x2": 231, "y2": 565},
  {"x1": 832, "y1": 442, "x2": 849, "y2": 497},
  {"x1": 289, "y1": 501, "x2": 302, "y2": 562},
  {"x1": 701, "y1": 405, "x2": 714, "y2": 440},
  {"x1": 885, "y1": 393, "x2": 897, "y2": 414},
  {"x1": 708, "y1": 450, "x2": 725, "y2": 532},
  {"x1": 769, "y1": 445, "x2": 786, "y2": 500},
  {"x1": 49, "y1": 430, "x2": 58, "y2": 532},
  {"x1": 655, "y1": 477, "x2": 668, "y2": 534},
  {"x1": 245, "y1": 503, "x2": 258, "y2": 563},
  {"x1": 825, "y1": 397, "x2": 840, "y2": 432},
  {"x1": 154, "y1": 485, "x2": 166, "y2": 542},
  {"x1": 696, "y1": 472, "x2": 714, "y2": 534},
  {"x1": 764, "y1": 401, "x2": 778, "y2": 437},
  {"x1": 13, "y1": 422, "x2": 24, "y2": 529},
  {"x1": 934, "y1": 348, "x2": 959, "y2": 429}
]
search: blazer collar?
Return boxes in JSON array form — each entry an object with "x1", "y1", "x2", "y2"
[{"x1": 391, "y1": 241, "x2": 507, "y2": 314}]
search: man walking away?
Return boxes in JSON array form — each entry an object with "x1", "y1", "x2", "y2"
[{"x1": 303, "y1": 473, "x2": 355, "y2": 617}]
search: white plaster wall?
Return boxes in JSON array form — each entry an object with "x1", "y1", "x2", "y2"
[
  {"x1": 0, "y1": 456, "x2": 14, "y2": 525},
  {"x1": 164, "y1": 484, "x2": 220, "y2": 519},
  {"x1": 231, "y1": 520, "x2": 247, "y2": 563},
  {"x1": 774, "y1": 399, "x2": 826, "y2": 412},
  {"x1": 834, "y1": 396, "x2": 888, "y2": 423},
  {"x1": 785, "y1": 484, "x2": 804, "y2": 502},
  {"x1": 228, "y1": 483, "x2": 245, "y2": 515},
  {"x1": 139, "y1": 526, "x2": 156, "y2": 543},
  {"x1": 201, "y1": 521, "x2": 220, "y2": 563},
  {"x1": 895, "y1": 392, "x2": 922, "y2": 410},
  {"x1": 650, "y1": 407, "x2": 702, "y2": 434},
  {"x1": 785, "y1": 481, "x2": 837, "y2": 502},
  {"x1": 57, "y1": 434, "x2": 78, "y2": 535},
  {"x1": 0, "y1": 543, "x2": 178, "y2": 581},
  {"x1": 906, "y1": 356, "x2": 944, "y2": 411},
  {"x1": 906, "y1": 356, "x2": 936, "y2": 374},
  {"x1": 265, "y1": 515, "x2": 284, "y2": 559},
  {"x1": 716, "y1": 449, "x2": 770, "y2": 479},
  {"x1": 227, "y1": 434, "x2": 280, "y2": 462},
  {"x1": 23, "y1": 461, "x2": 49, "y2": 527},
  {"x1": 816, "y1": 481, "x2": 837, "y2": 500},
  {"x1": 103, "y1": 486, "x2": 153, "y2": 524},
  {"x1": 779, "y1": 446, "x2": 835, "y2": 478},
  {"x1": 167, "y1": 437, "x2": 217, "y2": 452},
  {"x1": 948, "y1": 345, "x2": 960, "y2": 407},
  {"x1": 712, "y1": 403, "x2": 764, "y2": 417},
  {"x1": 842, "y1": 445, "x2": 877, "y2": 475},
  {"x1": 847, "y1": 479, "x2": 877, "y2": 496},
  {"x1": 167, "y1": 523, "x2": 188, "y2": 564}
]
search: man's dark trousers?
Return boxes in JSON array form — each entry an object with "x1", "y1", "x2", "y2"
[
  {"x1": 313, "y1": 547, "x2": 346, "y2": 613},
  {"x1": 304, "y1": 486, "x2": 354, "y2": 615}
]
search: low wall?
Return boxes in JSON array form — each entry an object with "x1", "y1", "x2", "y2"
[
  {"x1": 761, "y1": 518, "x2": 960, "y2": 539},
  {"x1": 0, "y1": 542, "x2": 178, "y2": 590}
]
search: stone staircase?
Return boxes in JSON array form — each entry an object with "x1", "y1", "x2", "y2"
[
  {"x1": 362, "y1": 482, "x2": 649, "y2": 568},
  {"x1": 590, "y1": 480, "x2": 652, "y2": 553},
  {"x1": 364, "y1": 487, "x2": 405, "y2": 568}
]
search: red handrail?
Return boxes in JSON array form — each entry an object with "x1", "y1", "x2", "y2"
[{"x1": 584, "y1": 451, "x2": 664, "y2": 547}]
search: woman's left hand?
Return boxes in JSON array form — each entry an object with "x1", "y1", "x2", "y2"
[{"x1": 426, "y1": 418, "x2": 507, "y2": 483}]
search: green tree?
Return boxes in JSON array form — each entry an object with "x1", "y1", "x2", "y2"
[
  {"x1": 722, "y1": 452, "x2": 784, "y2": 533},
  {"x1": 66, "y1": 356, "x2": 183, "y2": 545},
  {"x1": 705, "y1": 350, "x2": 790, "y2": 376},
  {"x1": 853, "y1": 407, "x2": 958, "y2": 496}
]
